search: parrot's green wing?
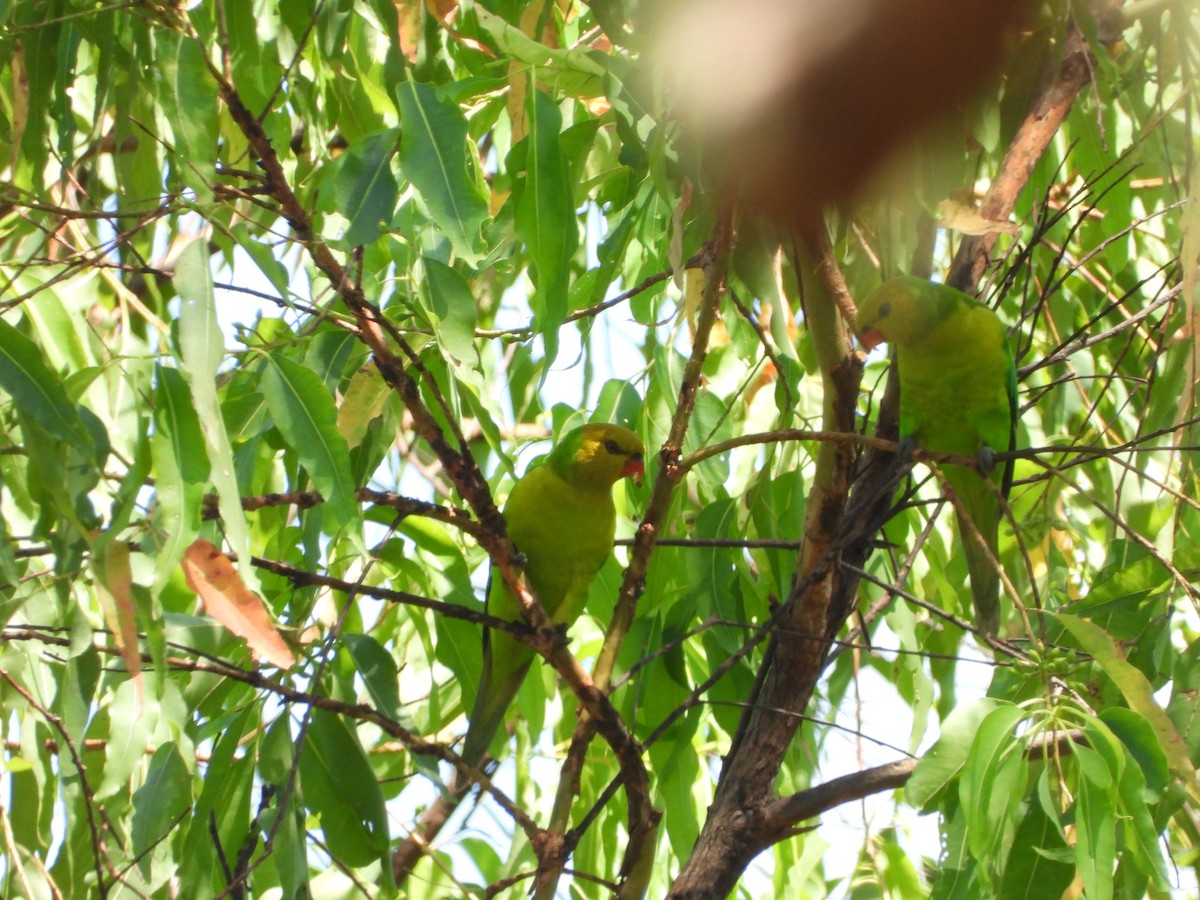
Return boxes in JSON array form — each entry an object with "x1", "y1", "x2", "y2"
[
  {"x1": 461, "y1": 423, "x2": 644, "y2": 769},
  {"x1": 857, "y1": 275, "x2": 1017, "y2": 637}
]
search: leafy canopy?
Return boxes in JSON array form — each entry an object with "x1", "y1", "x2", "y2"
[{"x1": 0, "y1": 2, "x2": 1196, "y2": 899}]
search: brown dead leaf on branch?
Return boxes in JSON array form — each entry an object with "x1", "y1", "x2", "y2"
[
  {"x1": 95, "y1": 540, "x2": 143, "y2": 703},
  {"x1": 182, "y1": 539, "x2": 297, "y2": 670}
]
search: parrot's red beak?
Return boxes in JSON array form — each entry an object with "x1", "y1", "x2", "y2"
[
  {"x1": 624, "y1": 455, "x2": 645, "y2": 486},
  {"x1": 858, "y1": 328, "x2": 885, "y2": 351}
]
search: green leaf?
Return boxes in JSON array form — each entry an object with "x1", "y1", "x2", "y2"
[
  {"x1": 232, "y1": 222, "x2": 292, "y2": 298},
  {"x1": 1074, "y1": 747, "x2": 1117, "y2": 900},
  {"x1": 337, "y1": 361, "x2": 390, "y2": 450},
  {"x1": 327, "y1": 127, "x2": 400, "y2": 246},
  {"x1": 395, "y1": 80, "x2": 487, "y2": 263},
  {"x1": 19, "y1": 285, "x2": 91, "y2": 374},
  {"x1": 929, "y1": 798, "x2": 978, "y2": 900},
  {"x1": 131, "y1": 743, "x2": 192, "y2": 874},
  {"x1": 1112, "y1": 736, "x2": 1171, "y2": 889},
  {"x1": 908, "y1": 698, "x2": 1003, "y2": 810},
  {"x1": 344, "y1": 633, "x2": 403, "y2": 722},
  {"x1": 1075, "y1": 740, "x2": 1114, "y2": 789},
  {"x1": 513, "y1": 88, "x2": 576, "y2": 368},
  {"x1": 960, "y1": 704, "x2": 1027, "y2": 870},
  {"x1": 473, "y1": 7, "x2": 606, "y2": 99},
  {"x1": 0, "y1": 317, "x2": 93, "y2": 450},
  {"x1": 95, "y1": 678, "x2": 155, "y2": 799},
  {"x1": 259, "y1": 718, "x2": 310, "y2": 898},
  {"x1": 150, "y1": 366, "x2": 209, "y2": 592},
  {"x1": 650, "y1": 738, "x2": 702, "y2": 860},
  {"x1": 261, "y1": 352, "x2": 359, "y2": 530},
  {"x1": 299, "y1": 709, "x2": 390, "y2": 869},
  {"x1": 422, "y1": 257, "x2": 480, "y2": 368},
  {"x1": 180, "y1": 708, "x2": 256, "y2": 894},
  {"x1": 154, "y1": 30, "x2": 218, "y2": 182},
  {"x1": 1057, "y1": 613, "x2": 1195, "y2": 782},
  {"x1": 175, "y1": 239, "x2": 257, "y2": 589},
  {"x1": 997, "y1": 797, "x2": 1074, "y2": 900}
]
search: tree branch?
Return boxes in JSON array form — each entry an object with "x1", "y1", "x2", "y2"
[{"x1": 948, "y1": 21, "x2": 1094, "y2": 292}]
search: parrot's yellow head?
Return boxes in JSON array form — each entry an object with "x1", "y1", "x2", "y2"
[
  {"x1": 549, "y1": 423, "x2": 645, "y2": 490},
  {"x1": 855, "y1": 275, "x2": 945, "y2": 350}
]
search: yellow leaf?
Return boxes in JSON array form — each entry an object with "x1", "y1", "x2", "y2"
[
  {"x1": 337, "y1": 360, "x2": 389, "y2": 449},
  {"x1": 938, "y1": 197, "x2": 1018, "y2": 236}
]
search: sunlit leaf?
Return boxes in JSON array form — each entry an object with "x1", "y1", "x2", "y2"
[
  {"x1": 1074, "y1": 745, "x2": 1117, "y2": 900},
  {"x1": 154, "y1": 29, "x2": 219, "y2": 183},
  {"x1": 150, "y1": 365, "x2": 209, "y2": 592},
  {"x1": 422, "y1": 256, "x2": 480, "y2": 368},
  {"x1": 395, "y1": 79, "x2": 487, "y2": 263},
  {"x1": 960, "y1": 704, "x2": 1027, "y2": 871},
  {"x1": 131, "y1": 743, "x2": 192, "y2": 875},
  {"x1": 0, "y1": 317, "x2": 93, "y2": 449},
  {"x1": 1057, "y1": 614, "x2": 1195, "y2": 783},
  {"x1": 513, "y1": 88, "x2": 576, "y2": 367},
  {"x1": 261, "y1": 352, "x2": 359, "y2": 530},
  {"x1": 175, "y1": 239, "x2": 257, "y2": 590},
  {"x1": 95, "y1": 678, "x2": 155, "y2": 800},
  {"x1": 337, "y1": 360, "x2": 390, "y2": 449}
]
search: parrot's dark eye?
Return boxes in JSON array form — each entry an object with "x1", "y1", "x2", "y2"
[
  {"x1": 877, "y1": 301, "x2": 891, "y2": 319},
  {"x1": 604, "y1": 439, "x2": 621, "y2": 454}
]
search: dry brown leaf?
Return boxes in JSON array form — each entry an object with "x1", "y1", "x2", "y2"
[
  {"x1": 426, "y1": 0, "x2": 457, "y2": 21},
  {"x1": 582, "y1": 96, "x2": 612, "y2": 116},
  {"x1": 10, "y1": 42, "x2": 27, "y2": 171},
  {"x1": 182, "y1": 539, "x2": 296, "y2": 670},
  {"x1": 394, "y1": 0, "x2": 422, "y2": 61},
  {"x1": 96, "y1": 540, "x2": 143, "y2": 702},
  {"x1": 489, "y1": 186, "x2": 511, "y2": 217}
]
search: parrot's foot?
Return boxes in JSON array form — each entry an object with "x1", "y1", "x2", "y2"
[
  {"x1": 511, "y1": 550, "x2": 528, "y2": 570},
  {"x1": 976, "y1": 445, "x2": 996, "y2": 474},
  {"x1": 897, "y1": 436, "x2": 917, "y2": 463}
]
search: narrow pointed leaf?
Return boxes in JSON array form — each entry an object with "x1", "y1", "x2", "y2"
[
  {"x1": 150, "y1": 365, "x2": 209, "y2": 591},
  {"x1": 0, "y1": 317, "x2": 92, "y2": 448},
  {"x1": 908, "y1": 698, "x2": 1002, "y2": 810},
  {"x1": 299, "y1": 709, "x2": 390, "y2": 868},
  {"x1": 328, "y1": 127, "x2": 399, "y2": 246},
  {"x1": 514, "y1": 88, "x2": 576, "y2": 367},
  {"x1": 395, "y1": 80, "x2": 487, "y2": 263},
  {"x1": 1057, "y1": 613, "x2": 1195, "y2": 782},
  {"x1": 131, "y1": 743, "x2": 192, "y2": 874},
  {"x1": 261, "y1": 352, "x2": 359, "y2": 530},
  {"x1": 155, "y1": 30, "x2": 218, "y2": 182},
  {"x1": 175, "y1": 239, "x2": 256, "y2": 587}
]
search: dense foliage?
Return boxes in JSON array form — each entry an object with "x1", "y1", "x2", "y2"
[{"x1": 0, "y1": 1, "x2": 1196, "y2": 898}]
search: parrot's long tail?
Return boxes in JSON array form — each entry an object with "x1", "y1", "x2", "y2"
[
  {"x1": 948, "y1": 468, "x2": 1001, "y2": 638},
  {"x1": 460, "y1": 634, "x2": 533, "y2": 770}
]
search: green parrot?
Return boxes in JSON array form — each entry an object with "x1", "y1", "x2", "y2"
[
  {"x1": 855, "y1": 275, "x2": 1017, "y2": 637},
  {"x1": 461, "y1": 422, "x2": 645, "y2": 768}
]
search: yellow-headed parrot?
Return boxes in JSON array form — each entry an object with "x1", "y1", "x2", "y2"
[{"x1": 461, "y1": 423, "x2": 645, "y2": 767}]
